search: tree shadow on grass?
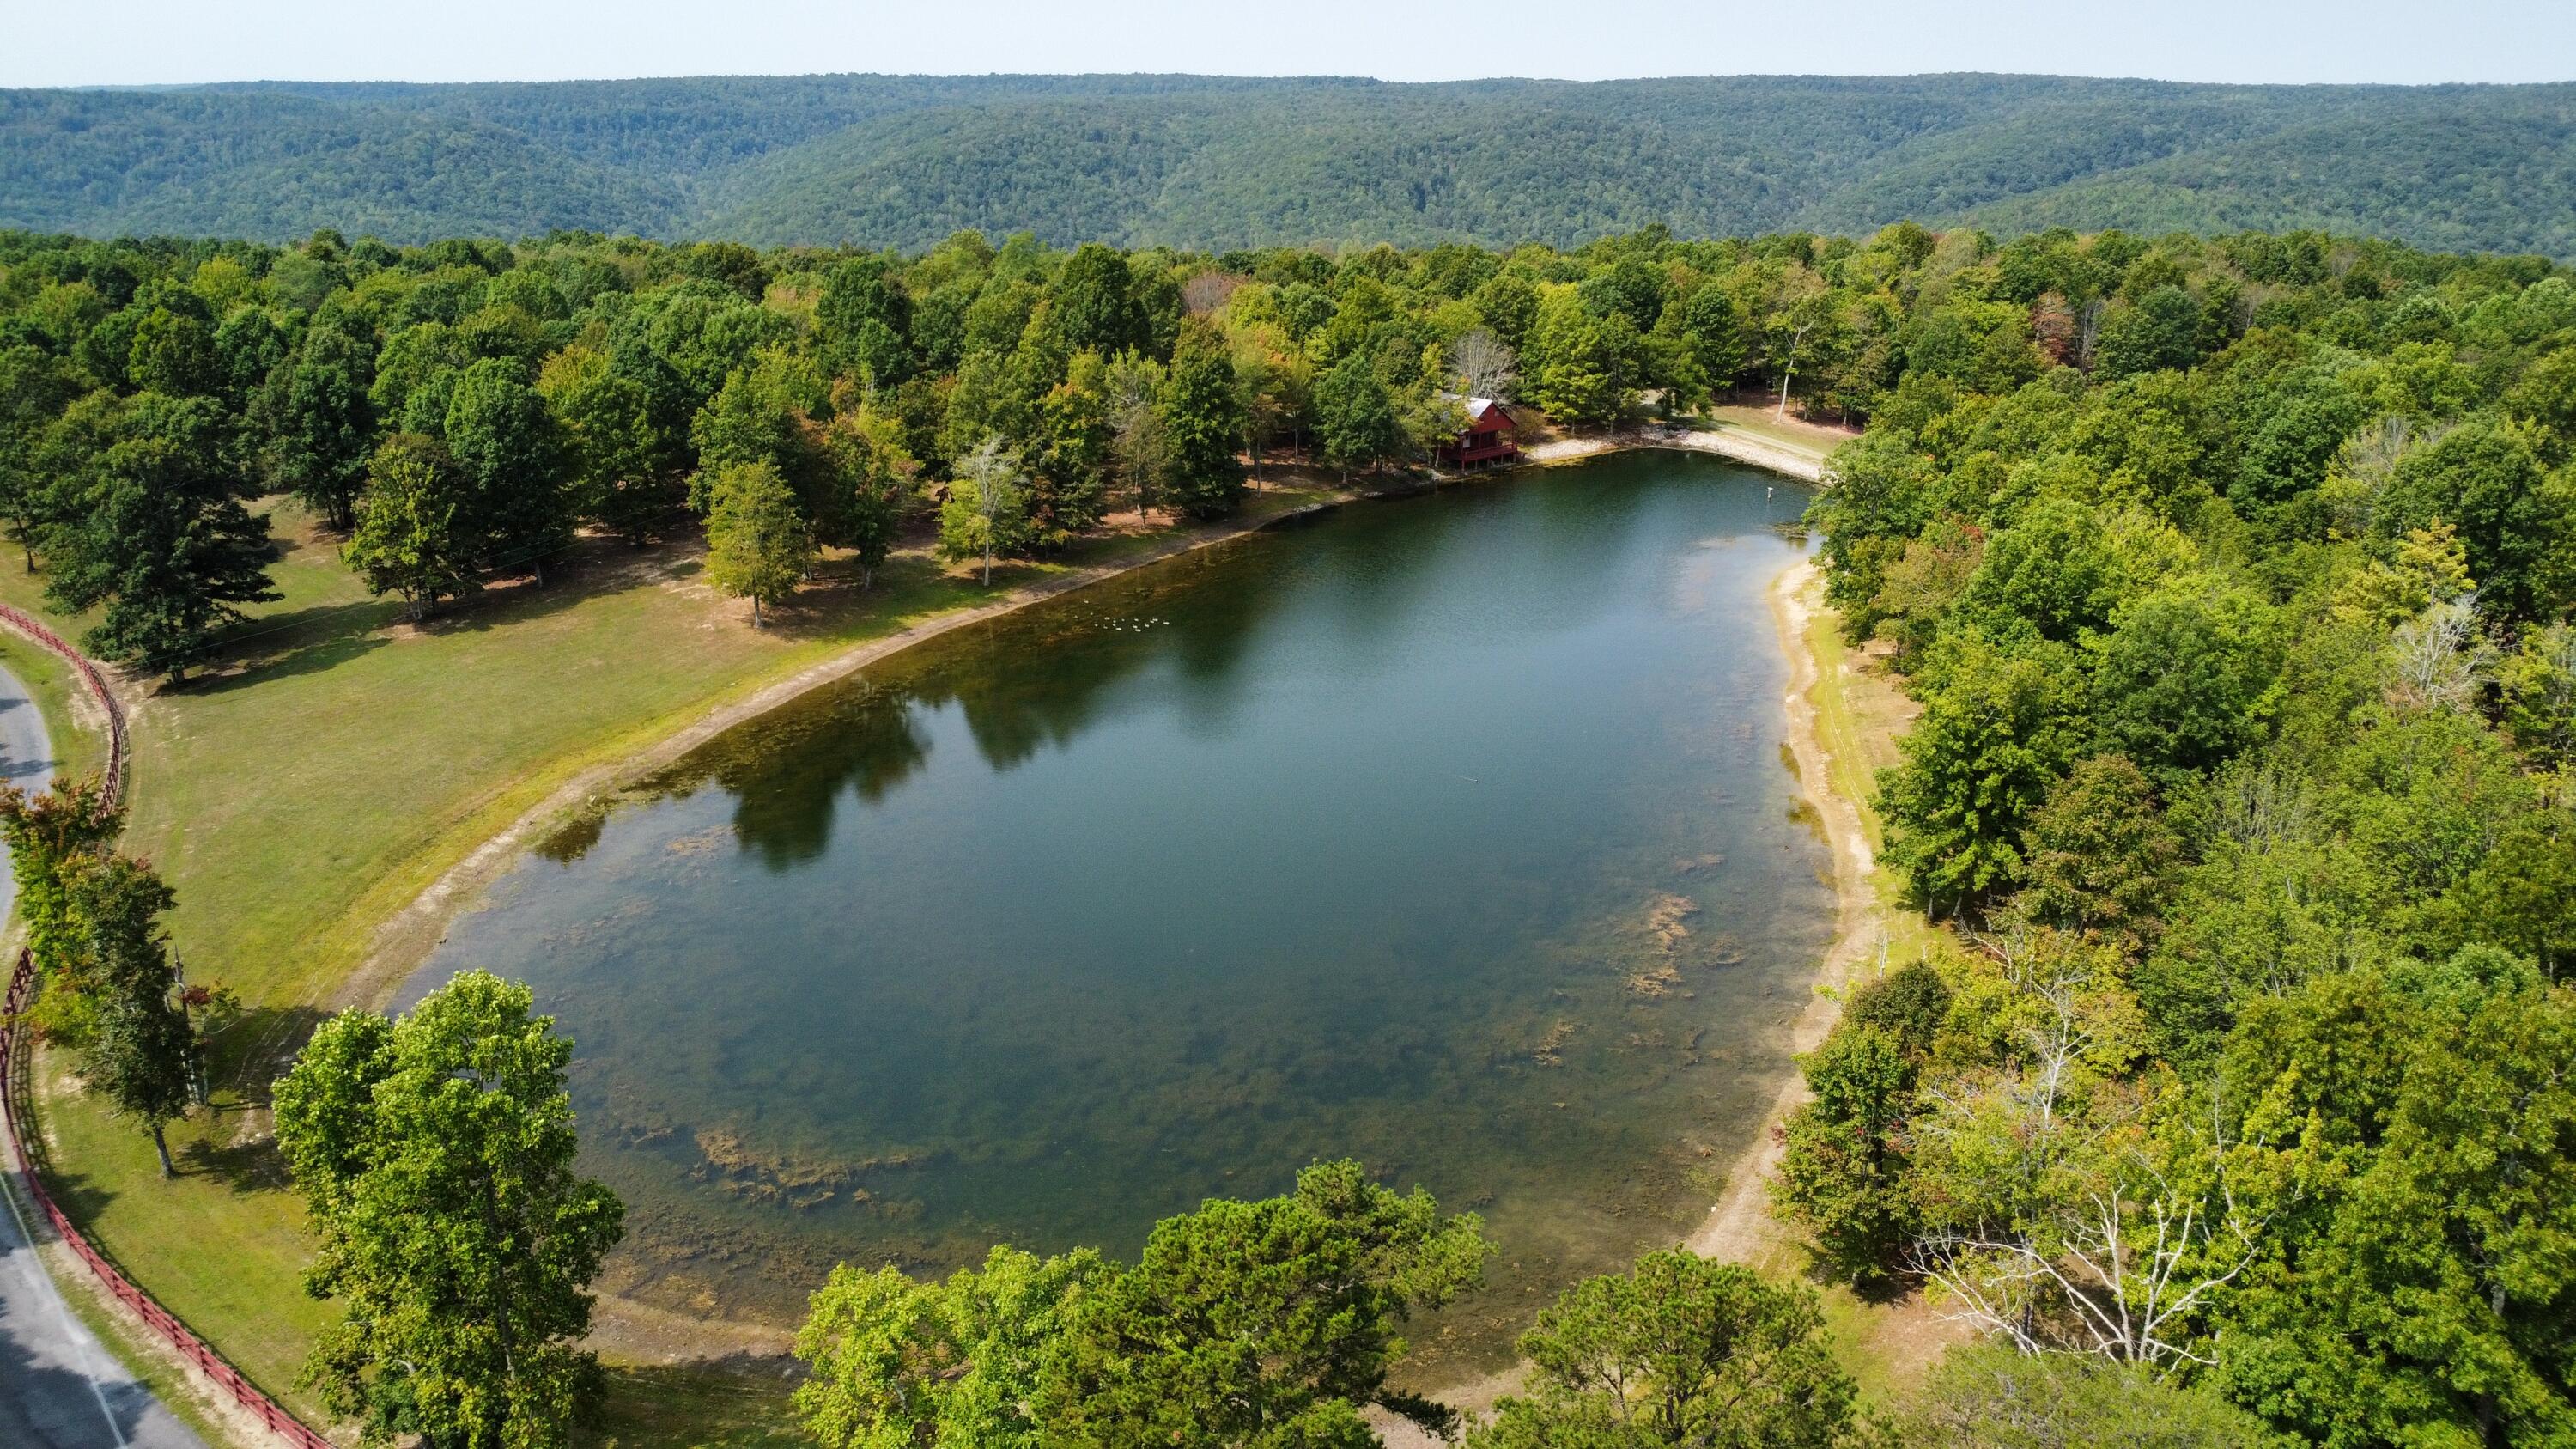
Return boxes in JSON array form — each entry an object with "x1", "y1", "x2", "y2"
[
  {"x1": 174, "y1": 1103, "x2": 292, "y2": 1196},
  {"x1": 203, "y1": 1004, "x2": 327, "y2": 1090},
  {"x1": 17, "y1": 1154, "x2": 116, "y2": 1233},
  {"x1": 173, "y1": 531, "x2": 711, "y2": 693},
  {"x1": 178, "y1": 602, "x2": 397, "y2": 694},
  {"x1": 751, "y1": 551, "x2": 1044, "y2": 647}
]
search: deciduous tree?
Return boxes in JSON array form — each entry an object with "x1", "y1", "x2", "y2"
[
  {"x1": 703, "y1": 460, "x2": 812, "y2": 626},
  {"x1": 44, "y1": 392, "x2": 278, "y2": 682},
  {"x1": 1473, "y1": 1251, "x2": 1865, "y2": 1449},
  {"x1": 275, "y1": 971, "x2": 624, "y2": 1449},
  {"x1": 1158, "y1": 318, "x2": 1243, "y2": 519},
  {"x1": 344, "y1": 433, "x2": 479, "y2": 621},
  {"x1": 64, "y1": 852, "x2": 197, "y2": 1177}
]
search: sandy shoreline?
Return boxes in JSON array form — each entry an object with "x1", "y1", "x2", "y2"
[{"x1": 1522, "y1": 423, "x2": 1831, "y2": 482}]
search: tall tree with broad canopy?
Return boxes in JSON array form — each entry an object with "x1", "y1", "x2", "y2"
[
  {"x1": 442, "y1": 356, "x2": 574, "y2": 586},
  {"x1": 795, "y1": 1245, "x2": 1107, "y2": 1449},
  {"x1": 537, "y1": 343, "x2": 674, "y2": 545},
  {"x1": 1048, "y1": 244, "x2": 1147, "y2": 359},
  {"x1": 1159, "y1": 317, "x2": 1245, "y2": 519},
  {"x1": 257, "y1": 323, "x2": 377, "y2": 531},
  {"x1": 1472, "y1": 1251, "x2": 1867, "y2": 1448},
  {"x1": 1879, "y1": 636, "x2": 2080, "y2": 914},
  {"x1": 1038, "y1": 1159, "x2": 1491, "y2": 1446},
  {"x1": 0, "y1": 773, "x2": 125, "y2": 984},
  {"x1": 702, "y1": 460, "x2": 812, "y2": 626},
  {"x1": 797, "y1": 1160, "x2": 1487, "y2": 1448},
  {"x1": 818, "y1": 253, "x2": 916, "y2": 388},
  {"x1": 1315, "y1": 350, "x2": 1403, "y2": 480},
  {"x1": 43, "y1": 391, "x2": 277, "y2": 682},
  {"x1": 274, "y1": 971, "x2": 624, "y2": 1449},
  {"x1": 344, "y1": 433, "x2": 480, "y2": 622}
]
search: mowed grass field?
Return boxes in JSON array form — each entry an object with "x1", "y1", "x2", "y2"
[{"x1": 6, "y1": 480, "x2": 1342, "y2": 1439}]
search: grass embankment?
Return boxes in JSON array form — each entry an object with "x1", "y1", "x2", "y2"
[
  {"x1": 8, "y1": 480, "x2": 1341, "y2": 1440},
  {"x1": 1783, "y1": 580, "x2": 1947, "y2": 1405}
]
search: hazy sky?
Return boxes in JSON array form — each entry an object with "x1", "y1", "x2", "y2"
[{"x1": 8, "y1": 0, "x2": 2573, "y2": 88}]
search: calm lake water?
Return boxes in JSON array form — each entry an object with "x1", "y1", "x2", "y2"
[{"x1": 412, "y1": 450, "x2": 1832, "y2": 1368}]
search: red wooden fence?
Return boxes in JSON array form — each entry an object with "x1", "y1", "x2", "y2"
[{"x1": 0, "y1": 606, "x2": 336, "y2": 1448}]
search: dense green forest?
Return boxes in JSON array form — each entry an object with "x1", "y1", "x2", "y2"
[
  {"x1": 10, "y1": 214, "x2": 2576, "y2": 1443},
  {"x1": 7, "y1": 73, "x2": 2576, "y2": 257}
]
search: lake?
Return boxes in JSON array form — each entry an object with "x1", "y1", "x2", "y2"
[{"x1": 411, "y1": 449, "x2": 1834, "y2": 1370}]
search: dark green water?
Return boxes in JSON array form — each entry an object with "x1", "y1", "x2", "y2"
[{"x1": 413, "y1": 452, "x2": 1833, "y2": 1366}]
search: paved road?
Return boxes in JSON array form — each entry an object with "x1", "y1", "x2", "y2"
[{"x1": 0, "y1": 663, "x2": 204, "y2": 1447}]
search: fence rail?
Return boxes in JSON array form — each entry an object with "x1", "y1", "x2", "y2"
[{"x1": 0, "y1": 609, "x2": 335, "y2": 1449}]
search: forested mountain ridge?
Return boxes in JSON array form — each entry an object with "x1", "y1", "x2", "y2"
[{"x1": 7, "y1": 72, "x2": 2575, "y2": 256}]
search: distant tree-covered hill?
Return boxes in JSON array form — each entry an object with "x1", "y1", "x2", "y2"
[{"x1": 5, "y1": 73, "x2": 2573, "y2": 256}]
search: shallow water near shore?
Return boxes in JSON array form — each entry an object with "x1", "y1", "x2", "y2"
[{"x1": 409, "y1": 451, "x2": 1832, "y2": 1373}]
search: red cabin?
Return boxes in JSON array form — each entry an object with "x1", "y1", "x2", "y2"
[{"x1": 1437, "y1": 396, "x2": 1520, "y2": 468}]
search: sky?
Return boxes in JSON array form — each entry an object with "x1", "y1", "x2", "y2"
[{"x1": 6, "y1": 0, "x2": 2573, "y2": 89}]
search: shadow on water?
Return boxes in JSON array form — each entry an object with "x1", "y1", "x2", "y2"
[
  {"x1": 605, "y1": 528, "x2": 1306, "y2": 869},
  {"x1": 615, "y1": 470, "x2": 1678, "y2": 870}
]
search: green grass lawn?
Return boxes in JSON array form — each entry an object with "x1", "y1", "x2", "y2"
[{"x1": 4, "y1": 481, "x2": 1343, "y2": 1441}]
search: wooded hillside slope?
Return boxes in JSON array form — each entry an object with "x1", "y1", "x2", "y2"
[{"x1": 6, "y1": 73, "x2": 2573, "y2": 256}]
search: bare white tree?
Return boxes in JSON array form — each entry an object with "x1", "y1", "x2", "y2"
[
  {"x1": 1107, "y1": 362, "x2": 1171, "y2": 522},
  {"x1": 957, "y1": 437, "x2": 1026, "y2": 587},
  {"x1": 2321, "y1": 414, "x2": 2440, "y2": 539},
  {"x1": 2211, "y1": 758, "x2": 2315, "y2": 852},
  {"x1": 2517, "y1": 623, "x2": 2576, "y2": 760},
  {"x1": 1452, "y1": 326, "x2": 1517, "y2": 402},
  {"x1": 1774, "y1": 320, "x2": 1815, "y2": 420},
  {"x1": 1912, "y1": 1169, "x2": 2261, "y2": 1371},
  {"x1": 2072, "y1": 298, "x2": 2107, "y2": 373},
  {"x1": 2388, "y1": 593, "x2": 2497, "y2": 713},
  {"x1": 1908, "y1": 937, "x2": 2263, "y2": 1372},
  {"x1": 1182, "y1": 271, "x2": 1240, "y2": 316}
]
